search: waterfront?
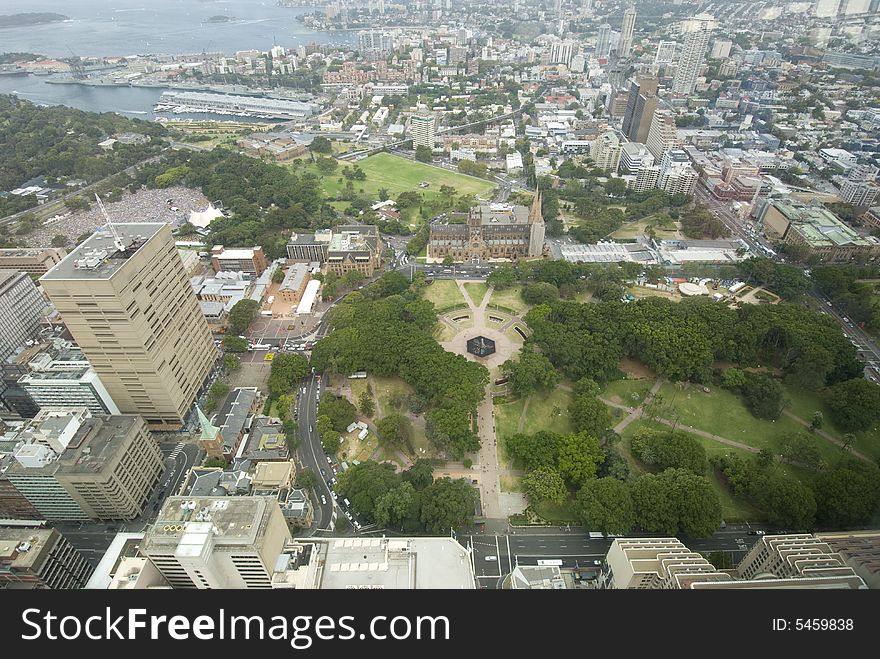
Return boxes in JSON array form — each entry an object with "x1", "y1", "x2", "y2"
[{"x1": 0, "y1": 0, "x2": 353, "y2": 57}]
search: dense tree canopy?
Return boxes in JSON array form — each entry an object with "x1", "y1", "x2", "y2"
[
  {"x1": 317, "y1": 394, "x2": 358, "y2": 433},
  {"x1": 267, "y1": 353, "x2": 309, "y2": 398},
  {"x1": 227, "y1": 299, "x2": 260, "y2": 336},
  {"x1": 631, "y1": 468, "x2": 722, "y2": 538},
  {"x1": 522, "y1": 467, "x2": 567, "y2": 505},
  {"x1": 576, "y1": 478, "x2": 635, "y2": 535},
  {"x1": 419, "y1": 477, "x2": 478, "y2": 533},
  {"x1": 375, "y1": 413, "x2": 415, "y2": 452},
  {"x1": 814, "y1": 459, "x2": 880, "y2": 529},
  {"x1": 826, "y1": 378, "x2": 880, "y2": 432},
  {"x1": 501, "y1": 349, "x2": 559, "y2": 397},
  {"x1": 631, "y1": 428, "x2": 709, "y2": 475}
]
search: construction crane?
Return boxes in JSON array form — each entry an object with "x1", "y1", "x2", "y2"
[
  {"x1": 94, "y1": 194, "x2": 127, "y2": 253},
  {"x1": 66, "y1": 47, "x2": 86, "y2": 80}
]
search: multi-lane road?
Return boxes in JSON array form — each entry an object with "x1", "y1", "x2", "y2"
[{"x1": 295, "y1": 373, "x2": 337, "y2": 532}]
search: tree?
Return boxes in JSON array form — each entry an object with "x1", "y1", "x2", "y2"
[
  {"x1": 375, "y1": 481, "x2": 418, "y2": 528},
  {"x1": 403, "y1": 459, "x2": 435, "y2": 491},
  {"x1": 267, "y1": 353, "x2": 309, "y2": 397},
  {"x1": 486, "y1": 266, "x2": 516, "y2": 290},
  {"x1": 442, "y1": 255, "x2": 455, "y2": 266},
  {"x1": 336, "y1": 460, "x2": 402, "y2": 522},
  {"x1": 341, "y1": 269, "x2": 364, "y2": 288},
  {"x1": 272, "y1": 268, "x2": 285, "y2": 284},
  {"x1": 415, "y1": 145, "x2": 432, "y2": 162},
  {"x1": 222, "y1": 354, "x2": 241, "y2": 372},
  {"x1": 749, "y1": 471, "x2": 816, "y2": 530},
  {"x1": 814, "y1": 459, "x2": 880, "y2": 528},
  {"x1": 780, "y1": 432, "x2": 825, "y2": 471},
  {"x1": 576, "y1": 478, "x2": 635, "y2": 535},
  {"x1": 309, "y1": 136, "x2": 333, "y2": 154},
  {"x1": 295, "y1": 469, "x2": 317, "y2": 489},
  {"x1": 205, "y1": 381, "x2": 230, "y2": 413},
  {"x1": 506, "y1": 431, "x2": 561, "y2": 471},
  {"x1": 425, "y1": 404, "x2": 480, "y2": 459},
  {"x1": 419, "y1": 477, "x2": 478, "y2": 533},
  {"x1": 827, "y1": 378, "x2": 880, "y2": 432},
  {"x1": 51, "y1": 234, "x2": 68, "y2": 247},
  {"x1": 630, "y1": 428, "x2": 709, "y2": 475},
  {"x1": 522, "y1": 467, "x2": 567, "y2": 505},
  {"x1": 358, "y1": 390, "x2": 375, "y2": 417},
  {"x1": 501, "y1": 350, "x2": 559, "y2": 397},
  {"x1": 521, "y1": 282, "x2": 560, "y2": 305},
  {"x1": 556, "y1": 432, "x2": 605, "y2": 487},
  {"x1": 316, "y1": 156, "x2": 338, "y2": 173},
  {"x1": 321, "y1": 429, "x2": 341, "y2": 454},
  {"x1": 568, "y1": 390, "x2": 613, "y2": 439},
  {"x1": 222, "y1": 335, "x2": 248, "y2": 353},
  {"x1": 227, "y1": 299, "x2": 260, "y2": 336},
  {"x1": 810, "y1": 411, "x2": 824, "y2": 431},
  {"x1": 631, "y1": 468, "x2": 722, "y2": 538},
  {"x1": 204, "y1": 458, "x2": 228, "y2": 469},
  {"x1": 376, "y1": 413, "x2": 414, "y2": 452},
  {"x1": 741, "y1": 373, "x2": 786, "y2": 420},
  {"x1": 318, "y1": 394, "x2": 358, "y2": 432}
]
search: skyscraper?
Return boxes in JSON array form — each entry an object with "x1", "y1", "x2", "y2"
[
  {"x1": 646, "y1": 109, "x2": 681, "y2": 160},
  {"x1": 596, "y1": 24, "x2": 612, "y2": 58},
  {"x1": 0, "y1": 270, "x2": 47, "y2": 362},
  {"x1": 618, "y1": 6, "x2": 637, "y2": 58},
  {"x1": 40, "y1": 223, "x2": 216, "y2": 431},
  {"x1": 622, "y1": 76, "x2": 659, "y2": 143},
  {"x1": 655, "y1": 41, "x2": 679, "y2": 64},
  {"x1": 550, "y1": 40, "x2": 577, "y2": 66},
  {"x1": 410, "y1": 112, "x2": 436, "y2": 149},
  {"x1": 672, "y1": 17, "x2": 713, "y2": 95}
]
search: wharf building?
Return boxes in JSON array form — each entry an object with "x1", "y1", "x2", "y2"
[
  {"x1": 40, "y1": 223, "x2": 216, "y2": 431},
  {"x1": 427, "y1": 193, "x2": 545, "y2": 262}
]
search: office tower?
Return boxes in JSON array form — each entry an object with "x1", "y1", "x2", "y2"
[
  {"x1": 0, "y1": 270, "x2": 47, "y2": 363},
  {"x1": 590, "y1": 131, "x2": 623, "y2": 174},
  {"x1": 710, "y1": 40, "x2": 732, "y2": 59},
  {"x1": 655, "y1": 41, "x2": 679, "y2": 64},
  {"x1": 410, "y1": 112, "x2": 436, "y2": 149},
  {"x1": 622, "y1": 76, "x2": 659, "y2": 143},
  {"x1": 658, "y1": 150, "x2": 698, "y2": 196},
  {"x1": 813, "y1": 0, "x2": 841, "y2": 16},
  {"x1": 646, "y1": 109, "x2": 681, "y2": 160},
  {"x1": 0, "y1": 248, "x2": 66, "y2": 275},
  {"x1": 672, "y1": 18, "x2": 713, "y2": 95},
  {"x1": 2, "y1": 409, "x2": 163, "y2": 521},
  {"x1": 596, "y1": 24, "x2": 612, "y2": 58},
  {"x1": 41, "y1": 223, "x2": 216, "y2": 431},
  {"x1": 141, "y1": 496, "x2": 292, "y2": 589},
  {"x1": 618, "y1": 6, "x2": 637, "y2": 58},
  {"x1": 550, "y1": 40, "x2": 577, "y2": 66},
  {"x1": 620, "y1": 143, "x2": 661, "y2": 194},
  {"x1": 0, "y1": 527, "x2": 94, "y2": 589}
]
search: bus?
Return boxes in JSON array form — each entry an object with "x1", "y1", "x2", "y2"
[{"x1": 536, "y1": 559, "x2": 563, "y2": 566}]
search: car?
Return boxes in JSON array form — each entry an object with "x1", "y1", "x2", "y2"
[
  {"x1": 592, "y1": 560, "x2": 602, "y2": 566},
  {"x1": 331, "y1": 492, "x2": 338, "y2": 500},
  {"x1": 484, "y1": 555, "x2": 497, "y2": 562},
  {"x1": 345, "y1": 511, "x2": 353, "y2": 521},
  {"x1": 310, "y1": 425, "x2": 314, "y2": 433},
  {"x1": 320, "y1": 469, "x2": 326, "y2": 477},
  {"x1": 748, "y1": 530, "x2": 766, "y2": 536},
  {"x1": 320, "y1": 495, "x2": 327, "y2": 505},
  {"x1": 326, "y1": 455, "x2": 332, "y2": 464},
  {"x1": 353, "y1": 521, "x2": 361, "y2": 530}
]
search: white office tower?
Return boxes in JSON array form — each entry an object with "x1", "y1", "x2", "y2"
[
  {"x1": 550, "y1": 40, "x2": 577, "y2": 66},
  {"x1": 591, "y1": 131, "x2": 623, "y2": 174},
  {"x1": 655, "y1": 41, "x2": 679, "y2": 64},
  {"x1": 646, "y1": 109, "x2": 681, "y2": 160},
  {"x1": 596, "y1": 24, "x2": 612, "y2": 58},
  {"x1": 813, "y1": 0, "x2": 841, "y2": 16},
  {"x1": 410, "y1": 112, "x2": 436, "y2": 149},
  {"x1": 618, "y1": 7, "x2": 637, "y2": 58},
  {"x1": 672, "y1": 17, "x2": 713, "y2": 95},
  {"x1": 658, "y1": 150, "x2": 698, "y2": 196}
]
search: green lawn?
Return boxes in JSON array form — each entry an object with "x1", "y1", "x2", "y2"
[
  {"x1": 423, "y1": 280, "x2": 466, "y2": 310},
  {"x1": 463, "y1": 282, "x2": 489, "y2": 306},
  {"x1": 300, "y1": 152, "x2": 495, "y2": 205},
  {"x1": 599, "y1": 379, "x2": 654, "y2": 407},
  {"x1": 487, "y1": 286, "x2": 529, "y2": 315},
  {"x1": 494, "y1": 388, "x2": 574, "y2": 469},
  {"x1": 533, "y1": 498, "x2": 580, "y2": 524}
]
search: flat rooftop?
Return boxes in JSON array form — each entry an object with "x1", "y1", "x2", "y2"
[
  {"x1": 0, "y1": 528, "x2": 55, "y2": 572},
  {"x1": 41, "y1": 223, "x2": 166, "y2": 281},
  {"x1": 145, "y1": 496, "x2": 275, "y2": 548}
]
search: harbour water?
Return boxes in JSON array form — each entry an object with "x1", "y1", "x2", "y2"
[{"x1": 0, "y1": 0, "x2": 352, "y2": 58}]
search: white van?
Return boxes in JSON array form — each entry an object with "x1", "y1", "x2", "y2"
[{"x1": 484, "y1": 555, "x2": 497, "y2": 562}]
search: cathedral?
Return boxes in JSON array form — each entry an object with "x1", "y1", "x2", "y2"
[{"x1": 427, "y1": 190, "x2": 546, "y2": 262}]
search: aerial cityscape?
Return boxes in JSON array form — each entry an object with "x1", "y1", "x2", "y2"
[{"x1": 1, "y1": 0, "x2": 880, "y2": 600}]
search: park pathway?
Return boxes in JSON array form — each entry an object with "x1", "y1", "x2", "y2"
[
  {"x1": 782, "y1": 410, "x2": 871, "y2": 463},
  {"x1": 606, "y1": 378, "x2": 664, "y2": 435}
]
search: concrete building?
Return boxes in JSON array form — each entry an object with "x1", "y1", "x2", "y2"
[
  {"x1": 286, "y1": 229, "x2": 332, "y2": 262},
  {"x1": 839, "y1": 180, "x2": 879, "y2": 207},
  {"x1": 622, "y1": 76, "x2": 659, "y2": 144},
  {"x1": 813, "y1": 0, "x2": 841, "y2": 16},
  {"x1": 510, "y1": 565, "x2": 567, "y2": 589},
  {"x1": 596, "y1": 24, "x2": 612, "y2": 59},
  {"x1": 40, "y1": 223, "x2": 217, "y2": 431},
  {"x1": 658, "y1": 150, "x2": 698, "y2": 196},
  {"x1": 428, "y1": 193, "x2": 545, "y2": 262},
  {"x1": 620, "y1": 142, "x2": 655, "y2": 173},
  {"x1": 591, "y1": 131, "x2": 623, "y2": 174},
  {"x1": 0, "y1": 248, "x2": 66, "y2": 275},
  {"x1": 210, "y1": 245, "x2": 268, "y2": 276},
  {"x1": 646, "y1": 109, "x2": 681, "y2": 161},
  {"x1": 601, "y1": 538, "x2": 730, "y2": 589},
  {"x1": 325, "y1": 224, "x2": 384, "y2": 277},
  {"x1": 0, "y1": 270, "x2": 47, "y2": 363},
  {"x1": 818, "y1": 530, "x2": 880, "y2": 589},
  {"x1": 550, "y1": 40, "x2": 577, "y2": 67},
  {"x1": 736, "y1": 534, "x2": 867, "y2": 587},
  {"x1": 672, "y1": 17, "x2": 713, "y2": 95},
  {"x1": 3, "y1": 410, "x2": 163, "y2": 521},
  {"x1": 410, "y1": 112, "x2": 436, "y2": 150},
  {"x1": 198, "y1": 387, "x2": 260, "y2": 460},
  {"x1": 0, "y1": 527, "x2": 93, "y2": 589},
  {"x1": 141, "y1": 496, "x2": 293, "y2": 589},
  {"x1": 617, "y1": 7, "x2": 637, "y2": 58},
  {"x1": 655, "y1": 41, "x2": 678, "y2": 64},
  {"x1": 759, "y1": 199, "x2": 880, "y2": 263},
  {"x1": 710, "y1": 40, "x2": 732, "y2": 59},
  {"x1": 18, "y1": 341, "x2": 118, "y2": 415},
  {"x1": 278, "y1": 262, "x2": 311, "y2": 304}
]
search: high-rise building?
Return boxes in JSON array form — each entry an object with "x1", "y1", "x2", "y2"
[
  {"x1": 736, "y1": 534, "x2": 867, "y2": 587},
  {"x1": 0, "y1": 248, "x2": 66, "y2": 275},
  {"x1": 2, "y1": 409, "x2": 163, "y2": 521},
  {"x1": 672, "y1": 17, "x2": 713, "y2": 95},
  {"x1": 839, "y1": 180, "x2": 878, "y2": 207},
  {"x1": 40, "y1": 223, "x2": 216, "y2": 431},
  {"x1": 658, "y1": 150, "x2": 698, "y2": 196},
  {"x1": 591, "y1": 131, "x2": 623, "y2": 174},
  {"x1": 622, "y1": 76, "x2": 659, "y2": 143},
  {"x1": 0, "y1": 527, "x2": 94, "y2": 589},
  {"x1": 0, "y1": 270, "x2": 47, "y2": 363},
  {"x1": 141, "y1": 496, "x2": 292, "y2": 589},
  {"x1": 550, "y1": 40, "x2": 577, "y2": 66},
  {"x1": 596, "y1": 24, "x2": 612, "y2": 59},
  {"x1": 813, "y1": 0, "x2": 841, "y2": 16},
  {"x1": 646, "y1": 109, "x2": 681, "y2": 160},
  {"x1": 710, "y1": 40, "x2": 732, "y2": 59},
  {"x1": 410, "y1": 111, "x2": 436, "y2": 149},
  {"x1": 618, "y1": 6, "x2": 637, "y2": 58},
  {"x1": 654, "y1": 41, "x2": 679, "y2": 64},
  {"x1": 357, "y1": 30, "x2": 393, "y2": 58}
]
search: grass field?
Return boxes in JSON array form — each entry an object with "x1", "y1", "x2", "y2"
[
  {"x1": 463, "y1": 282, "x2": 489, "y2": 305},
  {"x1": 599, "y1": 379, "x2": 654, "y2": 407},
  {"x1": 487, "y1": 286, "x2": 529, "y2": 315},
  {"x1": 611, "y1": 217, "x2": 683, "y2": 240},
  {"x1": 423, "y1": 280, "x2": 466, "y2": 309},
  {"x1": 495, "y1": 388, "x2": 574, "y2": 470},
  {"x1": 299, "y1": 152, "x2": 495, "y2": 205},
  {"x1": 532, "y1": 498, "x2": 580, "y2": 524}
]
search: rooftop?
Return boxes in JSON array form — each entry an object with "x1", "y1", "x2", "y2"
[
  {"x1": 773, "y1": 201, "x2": 879, "y2": 248},
  {"x1": 0, "y1": 528, "x2": 55, "y2": 572},
  {"x1": 145, "y1": 496, "x2": 276, "y2": 547},
  {"x1": 40, "y1": 223, "x2": 166, "y2": 281}
]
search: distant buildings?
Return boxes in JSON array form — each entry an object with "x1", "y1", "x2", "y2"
[
  {"x1": 0, "y1": 248, "x2": 66, "y2": 276},
  {"x1": 759, "y1": 199, "x2": 880, "y2": 263},
  {"x1": 210, "y1": 245, "x2": 268, "y2": 276},
  {"x1": 0, "y1": 527, "x2": 94, "y2": 589},
  {"x1": 410, "y1": 111, "x2": 437, "y2": 149},
  {"x1": 596, "y1": 24, "x2": 612, "y2": 59},
  {"x1": 428, "y1": 194, "x2": 545, "y2": 262},
  {"x1": 41, "y1": 223, "x2": 216, "y2": 431},
  {"x1": 197, "y1": 387, "x2": 261, "y2": 460},
  {"x1": 0, "y1": 270, "x2": 47, "y2": 362},
  {"x1": 278, "y1": 262, "x2": 312, "y2": 304},
  {"x1": 646, "y1": 109, "x2": 682, "y2": 161},
  {"x1": 672, "y1": 16, "x2": 713, "y2": 95},
  {"x1": 621, "y1": 76, "x2": 659, "y2": 144},
  {"x1": 617, "y1": 7, "x2": 637, "y2": 58},
  {"x1": 658, "y1": 150, "x2": 699, "y2": 196},
  {"x1": 591, "y1": 130, "x2": 623, "y2": 174},
  {"x1": 287, "y1": 229, "x2": 332, "y2": 262}
]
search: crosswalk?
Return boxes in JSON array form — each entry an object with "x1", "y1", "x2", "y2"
[{"x1": 167, "y1": 442, "x2": 185, "y2": 460}]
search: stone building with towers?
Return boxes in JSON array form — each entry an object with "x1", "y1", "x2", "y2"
[{"x1": 427, "y1": 191, "x2": 546, "y2": 262}]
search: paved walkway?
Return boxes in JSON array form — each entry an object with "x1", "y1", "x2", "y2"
[
  {"x1": 608, "y1": 378, "x2": 664, "y2": 434},
  {"x1": 782, "y1": 410, "x2": 871, "y2": 463}
]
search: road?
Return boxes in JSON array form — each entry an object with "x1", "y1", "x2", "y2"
[{"x1": 296, "y1": 373, "x2": 337, "y2": 532}]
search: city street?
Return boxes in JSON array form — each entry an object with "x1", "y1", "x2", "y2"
[{"x1": 295, "y1": 373, "x2": 337, "y2": 532}]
